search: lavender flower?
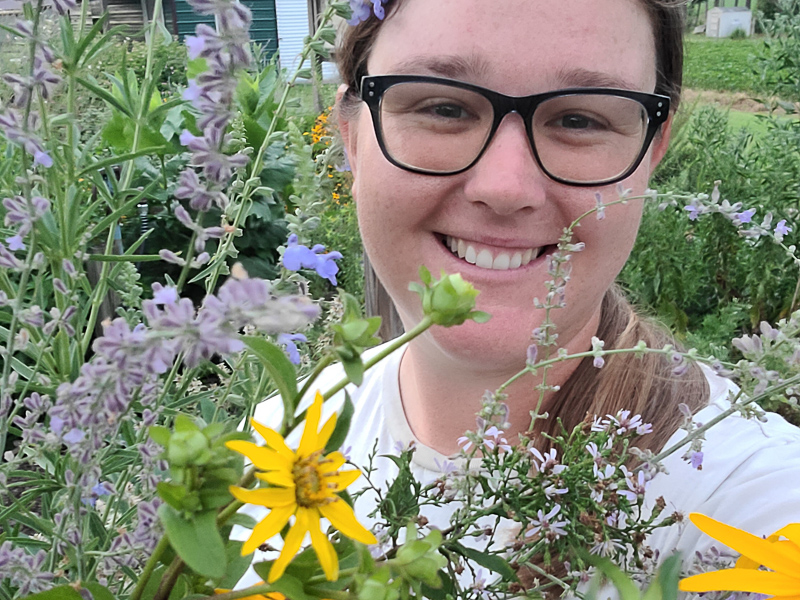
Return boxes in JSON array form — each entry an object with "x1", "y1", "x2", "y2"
[
  {"x1": 277, "y1": 332, "x2": 306, "y2": 365},
  {"x1": 51, "y1": 0, "x2": 78, "y2": 15},
  {"x1": 775, "y1": 219, "x2": 792, "y2": 241},
  {"x1": 282, "y1": 234, "x2": 343, "y2": 285},
  {"x1": 690, "y1": 451, "x2": 704, "y2": 470},
  {"x1": 347, "y1": 0, "x2": 386, "y2": 24}
]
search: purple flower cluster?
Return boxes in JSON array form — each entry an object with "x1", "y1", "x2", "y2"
[
  {"x1": 43, "y1": 278, "x2": 317, "y2": 470},
  {"x1": 347, "y1": 0, "x2": 387, "y2": 24},
  {"x1": 173, "y1": 0, "x2": 252, "y2": 223},
  {"x1": 96, "y1": 499, "x2": 162, "y2": 585},
  {"x1": 0, "y1": 542, "x2": 54, "y2": 595},
  {"x1": 282, "y1": 233, "x2": 343, "y2": 285},
  {"x1": 669, "y1": 183, "x2": 793, "y2": 245},
  {"x1": 0, "y1": 19, "x2": 62, "y2": 169}
]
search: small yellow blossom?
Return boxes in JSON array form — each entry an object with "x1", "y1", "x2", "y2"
[
  {"x1": 680, "y1": 513, "x2": 800, "y2": 599},
  {"x1": 227, "y1": 392, "x2": 377, "y2": 583}
]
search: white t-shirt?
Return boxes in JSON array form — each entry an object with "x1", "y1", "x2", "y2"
[{"x1": 234, "y1": 343, "x2": 800, "y2": 588}]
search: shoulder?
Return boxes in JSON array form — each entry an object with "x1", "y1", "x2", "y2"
[{"x1": 647, "y1": 366, "x2": 800, "y2": 556}]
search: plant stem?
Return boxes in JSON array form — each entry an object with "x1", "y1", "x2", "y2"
[{"x1": 129, "y1": 536, "x2": 171, "y2": 600}]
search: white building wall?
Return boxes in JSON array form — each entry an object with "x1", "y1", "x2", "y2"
[{"x1": 275, "y1": 0, "x2": 339, "y2": 81}]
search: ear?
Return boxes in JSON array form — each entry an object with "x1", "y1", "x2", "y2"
[
  {"x1": 336, "y1": 83, "x2": 359, "y2": 179},
  {"x1": 648, "y1": 113, "x2": 673, "y2": 172}
]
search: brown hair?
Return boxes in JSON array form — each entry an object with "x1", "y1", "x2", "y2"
[
  {"x1": 335, "y1": 0, "x2": 709, "y2": 455},
  {"x1": 337, "y1": 0, "x2": 687, "y2": 109}
]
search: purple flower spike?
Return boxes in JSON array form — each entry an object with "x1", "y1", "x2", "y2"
[{"x1": 33, "y1": 149, "x2": 53, "y2": 168}]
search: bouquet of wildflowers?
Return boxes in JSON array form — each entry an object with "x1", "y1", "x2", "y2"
[{"x1": 1, "y1": 1, "x2": 799, "y2": 599}]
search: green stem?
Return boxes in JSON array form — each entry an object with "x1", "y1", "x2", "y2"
[
  {"x1": 129, "y1": 536, "x2": 171, "y2": 600},
  {"x1": 296, "y1": 353, "x2": 335, "y2": 405},
  {"x1": 80, "y1": 224, "x2": 117, "y2": 356},
  {"x1": 647, "y1": 372, "x2": 800, "y2": 466}
]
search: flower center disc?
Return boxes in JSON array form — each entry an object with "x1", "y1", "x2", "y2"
[{"x1": 292, "y1": 451, "x2": 334, "y2": 508}]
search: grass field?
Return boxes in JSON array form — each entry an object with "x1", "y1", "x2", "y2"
[{"x1": 684, "y1": 35, "x2": 764, "y2": 94}]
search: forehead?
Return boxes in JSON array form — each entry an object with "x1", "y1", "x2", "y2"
[{"x1": 366, "y1": 0, "x2": 658, "y2": 95}]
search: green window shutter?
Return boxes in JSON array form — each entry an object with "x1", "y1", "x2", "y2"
[{"x1": 173, "y1": 0, "x2": 278, "y2": 55}]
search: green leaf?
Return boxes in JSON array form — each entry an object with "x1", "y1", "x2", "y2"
[
  {"x1": 149, "y1": 425, "x2": 171, "y2": 447},
  {"x1": 341, "y1": 355, "x2": 365, "y2": 386},
  {"x1": 324, "y1": 391, "x2": 354, "y2": 453},
  {"x1": 243, "y1": 336, "x2": 299, "y2": 418},
  {"x1": 452, "y1": 544, "x2": 517, "y2": 581},
  {"x1": 22, "y1": 586, "x2": 84, "y2": 600},
  {"x1": 83, "y1": 582, "x2": 117, "y2": 600},
  {"x1": 78, "y1": 76, "x2": 133, "y2": 117},
  {"x1": 159, "y1": 506, "x2": 227, "y2": 579},
  {"x1": 655, "y1": 552, "x2": 682, "y2": 600},
  {"x1": 219, "y1": 541, "x2": 258, "y2": 589},
  {"x1": 581, "y1": 552, "x2": 641, "y2": 600},
  {"x1": 156, "y1": 481, "x2": 188, "y2": 510},
  {"x1": 267, "y1": 573, "x2": 315, "y2": 600}
]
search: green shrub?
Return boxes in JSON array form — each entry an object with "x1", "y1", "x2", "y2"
[{"x1": 621, "y1": 105, "x2": 800, "y2": 349}]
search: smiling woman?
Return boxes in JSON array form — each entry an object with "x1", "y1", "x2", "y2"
[{"x1": 239, "y1": 0, "x2": 800, "y2": 589}]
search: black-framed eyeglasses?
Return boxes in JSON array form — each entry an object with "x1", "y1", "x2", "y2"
[{"x1": 358, "y1": 74, "x2": 670, "y2": 187}]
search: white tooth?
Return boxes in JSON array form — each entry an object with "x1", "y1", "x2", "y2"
[
  {"x1": 492, "y1": 253, "x2": 510, "y2": 270},
  {"x1": 522, "y1": 248, "x2": 534, "y2": 265},
  {"x1": 476, "y1": 249, "x2": 493, "y2": 269},
  {"x1": 465, "y1": 245, "x2": 477, "y2": 264},
  {"x1": 449, "y1": 236, "x2": 457, "y2": 253},
  {"x1": 458, "y1": 239, "x2": 467, "y2": 259},
  {"x1": 509, "y1": 252, "x2": 522, "y2": 269},
  {"x1": 534, "y1": 246, "x2": 545, "y2": 259}
]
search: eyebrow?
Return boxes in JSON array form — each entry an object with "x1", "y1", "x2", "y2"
[
  {"x1": 553, "y1": 67, "x2": 642, "y2": 92},
  {"x1": 390, "y1": 54, "x2": 492, "y2": 80}
]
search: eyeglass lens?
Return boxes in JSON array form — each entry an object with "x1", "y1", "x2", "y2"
[{"x1": 378, "y1": 82, "x2": 650, "y2": 183}]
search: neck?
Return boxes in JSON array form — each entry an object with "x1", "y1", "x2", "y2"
[{"x1": 398, "y1": 309, "x2": 602, "y2": 456}]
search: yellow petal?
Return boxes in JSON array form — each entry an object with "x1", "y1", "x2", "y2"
[
  {"x1": 298, "y1": 392, "x2": 324, "y2": 458},
  {"x1": 268, "y1": 511, "x2": 309, "y2": 583},
  {"x1": 319, "y1": 452, "x2": 346, "y2": 473},
  {"x1": 230, "y1": 486, "x2": 296, "y2": 508},
  {"x1": 319, "y1": 498, "x2": 378, "y2": 545},
  {"x1": 680, "y1": 568, "x2": 800, "y2": 595},
  {"x1": 774, "y1": 524, "x2": 800, "y2": 548},
  {"x1": 241, "y1": 504, "x2": 296, "y2": 555},
  {"x1": 326, "y1": 469, "x2": 362, "y2": 491},
  {"x1": 690, "y1": 513, "x2": 800, "y2": 576},
  {"x1": 308, "y1": 509, "x2": 339, "y2": 581},
  {"x1": 317, "y1": 413, "x2": 337, "y2": 450},
  {"x1": 250, "y1": 419, "x2": 296, "y2": 461},
  {"x1": 226, "y1": 441, "x2": 291, "y2": 471},
  {"x1": 257, "y1": 470, "x2": 296, "y2": 487}
]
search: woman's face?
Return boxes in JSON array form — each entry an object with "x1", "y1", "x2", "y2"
[{"x1": 341, "y1": 0, "x2": 671, "y2": 372}]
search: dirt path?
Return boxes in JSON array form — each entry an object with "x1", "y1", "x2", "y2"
[{"x1": 682, "y1": 88, "x2": 799, "y2": 114}]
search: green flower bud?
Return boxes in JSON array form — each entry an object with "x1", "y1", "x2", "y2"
[
  {"x1": 411, "y1": 267, "x2": 491, "y2": 327},
  {"x1": 168, "y1": 430, "x2": 210, "y2": 467}
]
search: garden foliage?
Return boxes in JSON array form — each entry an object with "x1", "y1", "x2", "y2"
[{"x1": 0, "y1": 1, "x2": 798, "y2": 600}]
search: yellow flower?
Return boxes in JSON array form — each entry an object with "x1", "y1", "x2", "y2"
[
  {"x1": 680, "y1": 513, "x2": 800, "y2": 599},
  {"x1": 227, "y1": 392, "x2": 377, "y2": 583}
]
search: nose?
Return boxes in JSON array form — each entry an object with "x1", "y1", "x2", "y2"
[{"x1": 462, "y1": 112, "x2": 548, "y2": 216}]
